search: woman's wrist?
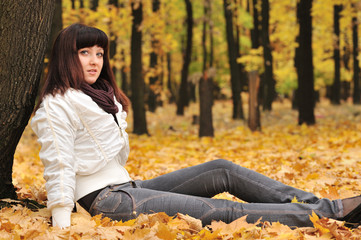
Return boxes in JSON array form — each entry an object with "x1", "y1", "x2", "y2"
[{"x1": 52, "y1": 206, "x2": 72, "y2": 228}]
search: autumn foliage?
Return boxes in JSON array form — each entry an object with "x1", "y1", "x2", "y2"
[{"x1": 0, "y1": 99, "x2": 360, "y2": 239}]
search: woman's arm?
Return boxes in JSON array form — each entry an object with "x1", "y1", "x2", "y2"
[{"x1": 31, "y1": 95, "x2": 79, "y2": 228}]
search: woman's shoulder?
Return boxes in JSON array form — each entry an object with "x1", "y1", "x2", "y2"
[{"x1": 42, "y1": 89, "x2": 89, "y2": 106}]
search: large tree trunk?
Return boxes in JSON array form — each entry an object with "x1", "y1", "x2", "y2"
[
  {"x1": 296, "y1": 0, "x2": 315, "y2": 125},
  {"x1": 0, "y1": 0, "x2": 55, "y2": 199},
  {"x1": 199, "y1": 0, "x2": 214, "y2": 137},
  {"x1": 131, "y1": 1, "x2": 148, "y2": 135},
  {"x1": 331, "y1": 5, "x2": 343, "y2": 105},
  {"x1": 176, "y1": 0, "x2": 193, "y2": 115},
  {"x1": 223, "y1": 0, "x2": 244, "y2": 119},
  {"x1": 148, "y1": 0, "x2": 161, "y2": 113},
  {"x1": 40, "y1": 0, "x2": 62, "y2": 95},
  {"x1": 352, "y1": 8, "x2": 360, "y2": 104},
  {"x1": 261, "y1": 0, "x2": 275, "y2": 111}
]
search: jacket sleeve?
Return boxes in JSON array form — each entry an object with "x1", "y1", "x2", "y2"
[{"x1": 31, "y1": 95, "x2": 79, "y2": 228}]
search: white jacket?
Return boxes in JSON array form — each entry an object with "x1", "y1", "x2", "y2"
[{"x1": 31, "y1": 89, "x2": 131, "y2": 228}]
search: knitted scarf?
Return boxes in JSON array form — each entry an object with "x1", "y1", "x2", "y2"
[{"x1": 80, "y1": 79, "x2": 119, "y2": 115}]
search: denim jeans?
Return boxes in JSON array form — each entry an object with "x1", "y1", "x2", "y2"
[{"x1": 88, "y1": 159, "x2": 343, "y2": 227}]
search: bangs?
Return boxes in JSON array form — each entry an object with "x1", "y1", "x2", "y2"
[{"x1": 76, "y1": 26, "x2": 108, "y2": 50}]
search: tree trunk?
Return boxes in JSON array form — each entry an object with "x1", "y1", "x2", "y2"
[
  {"x1": 248, "y1": 71, "x2": 261, "y2": 131},
  {"x1": 90, "y1": 0, "x2": 99, "y2": 11},
  {"x1": 223, "y1": 0, "x2": 244, "y2": 119},
  {"x1": 250, "y1": 0, "x2": 261, "y2": 49},
  {"x1": 352, "y1": 8, "x2": 360, "y2": 104},
  {"x1": 296, "y1": 0, "x2": 315, "y2": 125},
  {"x1": 331, "y1": 4, "x2": 342, "y2": 105},
  {"x1": 199, "y1": 0, "x2": 214, "y2": 137},
  {"x1": 109, "y1": 0, "x2": 118, "y2": 86},
  {"x1": 176, "y1": 0, "x2": 193, "y2": 115},
  {"x1": 131, "y1": 1, "x2": 148, "y2": 135},
  {"x1": 148, "y1": 0, "x2": 161, "y2": 113},
  {"x1": 0, "y1": 0, "x2": 55, "y2": 199},
  {"x1": 120, "y1": 49, "x2": 129, "y2": 96},
  {"x1": 40, "y1": 0, "x2": 62, "y2": 95},
  {"x1": 261, "y1": 0, "x2": 275, "y2": 111}
]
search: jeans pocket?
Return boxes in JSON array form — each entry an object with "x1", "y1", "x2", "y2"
[{"x1": 93, "y1": 190, "x2": 122, "y2": 213}]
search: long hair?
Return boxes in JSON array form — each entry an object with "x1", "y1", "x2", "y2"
[{"x1": 36, "y1": 23, "x2": 129, "y2": 112}]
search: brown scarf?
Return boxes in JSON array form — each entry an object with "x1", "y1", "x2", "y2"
[{"x1": 80, "y1": 79, "x2": 119, "y2": 115}]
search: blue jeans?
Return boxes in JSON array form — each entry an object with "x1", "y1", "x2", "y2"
[{"x1": 88, "y1": 159, "x2": 343, "y2": 227}]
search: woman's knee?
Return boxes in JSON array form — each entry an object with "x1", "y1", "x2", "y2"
[{"x1": 206, "y1": 159, "x2": 234, "y2": 169}]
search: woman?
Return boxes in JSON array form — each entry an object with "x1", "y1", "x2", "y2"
[{"x1": 31, "y1": 23, "x2": 361, "y2": 229}]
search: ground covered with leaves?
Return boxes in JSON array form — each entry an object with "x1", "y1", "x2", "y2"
[{"x1": 3, "y1": 99, "x2": 361, "y2": 239}]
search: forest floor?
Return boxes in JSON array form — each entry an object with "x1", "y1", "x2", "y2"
[{"x1": 2, "y1": 98, "x2": 361, "y2": 239}]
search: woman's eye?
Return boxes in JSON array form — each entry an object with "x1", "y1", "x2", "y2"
[
  {"x1": 80, "y1": 50, "x2": 88, "y2": 55},
  {"x1": 96, "y1": 52, "x2": 104, "y2": 57}
]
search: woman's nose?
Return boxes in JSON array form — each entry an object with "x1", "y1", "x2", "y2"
[{"x1": 90, "y1": 55, "x2": 97, "y2": 65}]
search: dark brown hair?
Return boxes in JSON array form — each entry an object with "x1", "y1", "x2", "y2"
[{"x1": 36, "y1": 23, "x2": 129, "y2": 112}]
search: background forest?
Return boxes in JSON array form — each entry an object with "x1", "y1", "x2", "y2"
[
  {"x1": 2, "y1": 0, "x2": 361, "y2": 238},
  {"x1": 49, "y1": 0, "x2": 361, "y2": 135}
]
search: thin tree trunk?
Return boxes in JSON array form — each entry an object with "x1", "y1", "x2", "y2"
[
  {"x1": 250, "y1": 0, "x2": 261, "y2": 48},
  {"x1": 331, "y1": 4, "x2": 342, "y2": 105},
  {"x1": 248, "y1": 71, "x2": 261, "y2": 131},
  {"x1": 0, "y1": 0, "x2": 55, "y2": 199},
  {"x1": 90, "y1": 0, "x2": 99, "y2": 11},
  {"x1": 296, "y1": 0, "x2": 315, "y2": 125},
  {"x1": 176, "y1": 0, "x2": 193, "y2": 115},
  {"x1": 223, "y1": 0, "x2": 243, "y2": 119},
  {"x1": 148, "y1": 0, "x2": 161, "y2": 112},
  {"x1": 352, "y1": 7, "x2": 360, "y2": 104},
  {"x1": 109, "y1": 0, "x2": 118, "y2": 86},
  {"x1": 131, "y1": 1, "x2": 148, "y2": 135},
  {"x1": 199, "y1": 0, "x2": 214, "y2": 137},
  {"x1": 120, "y1": 49, "x2": 129, "y2": 96},
  {"x1": 167, "y1": 53, "x2": 176, "y2": 103},
  {"x1": 261, "y1": 0, "x2": 275, "y2": 110}
]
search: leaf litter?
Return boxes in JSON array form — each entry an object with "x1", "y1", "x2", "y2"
[{"x1": 4, "y1": 99, "x2": 361, "y2": 239}]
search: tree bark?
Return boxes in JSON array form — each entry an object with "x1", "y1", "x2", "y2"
[
  {"x1": 331, "y1": 5, "x2": 343, "y2": 105},
  {"x1": 296, "y1": 0, "x2": 315, "y2": 125},
  {"x1": 148, "y1": 0, "x2": 161, "y2": 113},
  {"x1": 250, "y1": 0, "x2": 261, "y2": 49},
  {"x1": 199, "y1": 0, "x2": 214, "y2": 137},
  {"x1": 120, "y1": 49, "x2": 129, "y2": 96},
  {"x1": 223, "y1": 0, "x2": 244, "y2": 119},
  {"x1": 0, "y1": 0, "x2": 55, "y2": 199},
  {"x1": 176, "y1": 0, "x2": 193, "y2": 115},
  {"x1": 109, "y1": 0, "x2": 118, "y2": 86},
  {"x1": 131, "y1": 0, "x2": 148, "y2": 135},
  {"x1": 352, "y1": 9, "x2": 360, "y2": 104},
  {"x1": 248, "y1": 71, "x2": 261, "y2": 131},
  {"x1": 261, "y1": 0, "x2": 275, "y2": 111},
  {"x1": 90, "y1": 0, "x2": 99, "y2": 11}
]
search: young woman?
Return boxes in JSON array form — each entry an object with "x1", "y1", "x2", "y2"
[{"x1": 31, "y1": 23, "x2": 361, "y2": 229}]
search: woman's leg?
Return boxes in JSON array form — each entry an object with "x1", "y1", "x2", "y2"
[
  {"x1": 89, "y1": 183, "x2": 343, "y2": 227},
  {"x1": 139, "y1": 159, "x2": 319, "y2": 204}
]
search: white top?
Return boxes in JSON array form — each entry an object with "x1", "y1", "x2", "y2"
[{"x1": 31, "y1": 89, "x2": 131, "y2": 228}]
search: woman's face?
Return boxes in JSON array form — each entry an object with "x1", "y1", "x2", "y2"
[{"x1": 78, "y1": 45, "x2": 104, "y2": 85}]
